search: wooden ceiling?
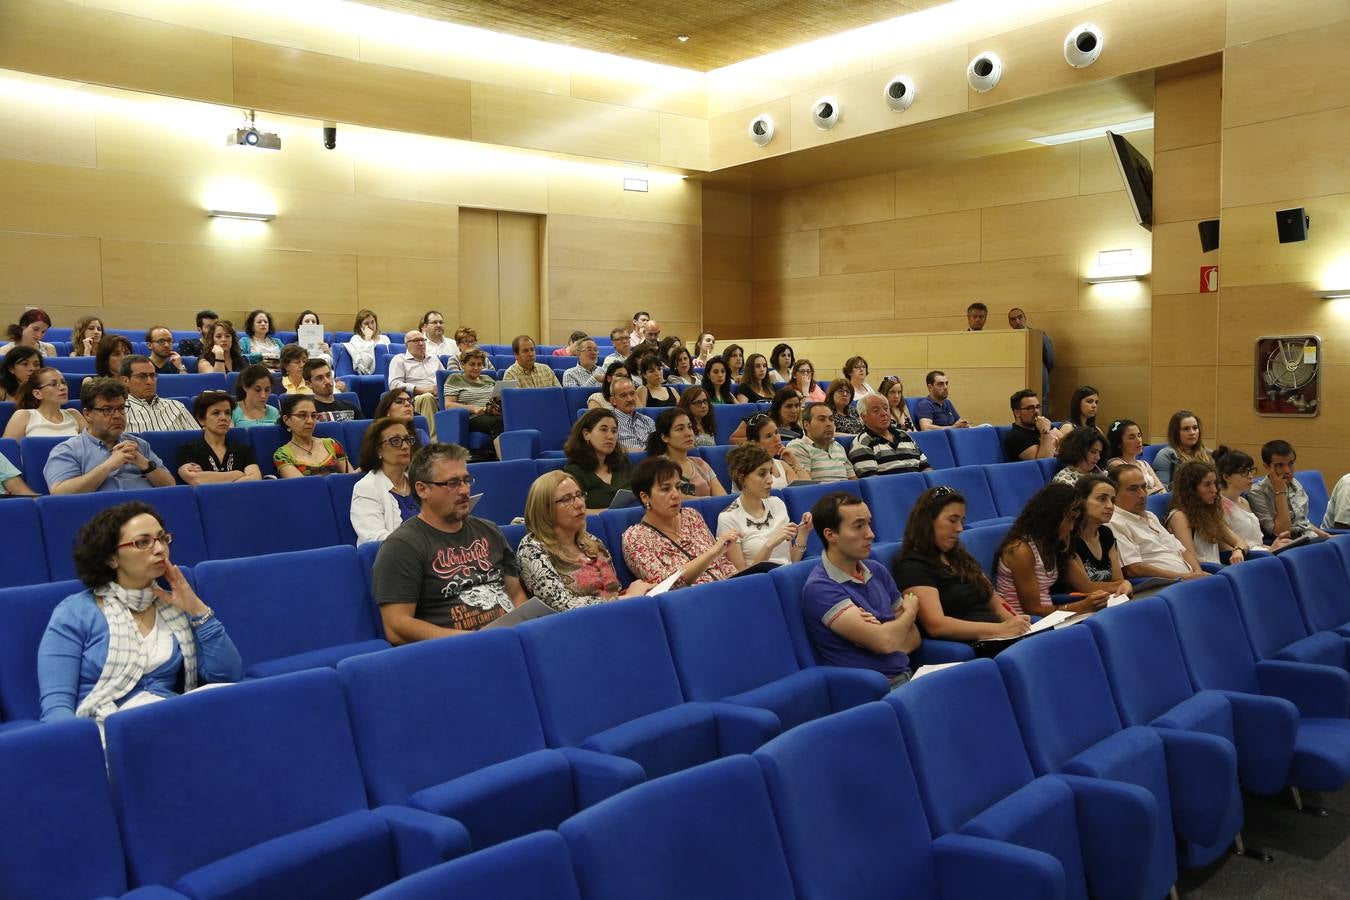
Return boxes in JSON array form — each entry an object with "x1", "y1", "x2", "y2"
[{"x1": 353, "y1": 0, "x2": 951, "y2": 70}]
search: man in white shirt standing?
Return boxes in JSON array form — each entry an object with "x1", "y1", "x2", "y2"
[
  {"x1": 1107, "y1": 465, "x2": 1206, "y2": 580},
  {"x1": 388, "y1": 330, "x2": 443, "y2": 437},
  {"x1": 120, "y1": 356, "x2": 197, "y2": 433},
  {"x1": 420, "y1": 310, "x2": 456, "y2": 364}
]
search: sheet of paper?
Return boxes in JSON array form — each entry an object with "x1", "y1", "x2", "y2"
[
  {"x1": 296, "y1": 324, "x2": 324, "y2": 352},
  {"x1": 1027, "y1": 609, "x2": 1076, "y2": 634},
  {"x1": 645, "y1": 569, "x2": 682, "y2": 596},
  {"x1": 1106, "y1": 593, "x2": 1130, "y2": 607},
  {"x1": 909, "y1": 662, "x2": 963, "y2": 682}
]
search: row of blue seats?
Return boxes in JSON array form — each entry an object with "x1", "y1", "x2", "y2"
[{"x1": 5, "y1": 536, "x2": 1349, "y2": 898}]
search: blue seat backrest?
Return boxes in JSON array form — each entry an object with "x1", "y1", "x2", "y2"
[
  {"x1": 198, "y1": 478, "x2": 340, "y2": 558},
  {"x1": 499, "y1": 522, "x2": 527, "y2": 550},
  {"x1": 712, "y1": 403, "x2": 757, "y2": 444},
  {"x1": 699, "y1": 444, "x2": 733, "y2": 490},
  {"x1": 1035, "y1": 457, "x2": 1061, "y2": 481},
  {"x1": 782, "y1": 480, "x2": 862, "y2": 557},
  {"x1": 858, "y1": 471, "x2": 928, "y2": 544},
  {"x1": 502, "y1": 387, "x2": 570, "y2": 450},
  {"x1": 338, "y1": 630, "x2": 548, "y2": 806},
  {"x1": 39, "y1": 486, "x2": 207, "y2": 581},
  {"x1": 516, "y1": 596, "x2": 685, "y2": 747},
  {"x1": 961, "y1": 523, "x2": 1010, "y2": 580},
  {"x1": 328, "y1": 471, "x2": 362, "y2": 545},
  {"x1": 0, "y1": 500, "x2": 49, "y2": 587},
  {"x1": 0, "y1": 404, "x2": 14, "y2": 438},
  {"x1": 869, "y1": 540, "x2": 899, "y2": 567},
  {"x1": 0, "y1": 719, "x2": 132, "y2": 899},
  {"x1": 1086, "y1": 597, "x2": 1197, "y2": 727},
  {"x1": 599, "y1": 504, "x2": 646, "y2": 584},
  {"x1": 19, "y1": 435, "x2": 68, "y2": 494},
  {"x1": 0, "y1": 578, "x2": 82, "y2": 722},
  {"x1": 685, "y1": 493, "x2": 735, "y2": 533},
  {"x1": 340, "y1": 419, "x2": 374, "y2": 458},
  {"x1": 563, "y1": 386, "x2": 599, "y2": 420},
  {"x1": 492, "y1": 354, "x2": 515, "y2": 370},
  {"x1": 363, "y1": 831, "x2": 580, "y2": 900},
  {"x1": 467, "y1": 459, "x2": 536, "y2": 525},
  {"x1": 1220, "y1": 556, "x2": 1309, "y2": 659},
  {"x1": 1146, "y1": 492, "x2": 1171, "y2": 521},
  {"x1": 1280, "y1": 542, "x2": 1350, "y2": 633},
  {"x1": 534, "y1": 457, "x2": 566, "y2": 476},
  {"x1": 247, "y1": 424, "x2": 289, "y2": 477},
  {"x1": 910, "y1": 430, "x2": 954, "y2": 469},
  {"x1": 988, "y1": 459, "x2": 1048, "y2": 518},
  {"x1": 141, "y1": 429, "x2": 207, "y2": 483},
  {"x1": 658, "y1": 574, "x2": 800, "y2": 702},
  {"x1": 194, "y1": 546, "x2": 383, "y2": 670},
  {"x1": 156, "y1": 373, "x2": 225, "y2": 397},
  {"x1": 1294, "y1": 471, "x2": 1330, "y2": 526},
  {"x1": 769, "y1": 559, "x2": 823, "y2": 668},
  {"x1": 1141, "y1": 444, "x2": 1163, "y2": 464},
  {"x1": 924, "y1": 466, "x2": 1000, "y2": 524},
  {"x1": 1162, "y1": 577, "x2": 1260, "y2": 694},
  {"x1": 104, "y1": 668, "x2": 372, "y2": 889},
  {"x1": 948, "y1": 426, "x2": 1004, "y2": 467},
  {"x1": 46, "y1": 355, "x2": 97, "y2": 373}
]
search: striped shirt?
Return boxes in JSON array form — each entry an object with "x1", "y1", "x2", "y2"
[
  {"x1": 563, "y1": 365, "x2": 602, "y2": 388},
  {"x1": 126, "y1": 395, "x2": 197, "y2": 433},
  {"x1": 613, "y1": 407, "x2": 655, "y2": 450},
  {"x1": 502, "y1": 362, "x2": 560, "y2": 389},
  {"x1": 443, "y1": 373, "x2": 496, "y2": 408},
  {"x1": 848, "y1": 426, "x2": 929, "y2": 477},
  {"x1": 787, "y1": 436, "x2": 855, "y2": 481}
]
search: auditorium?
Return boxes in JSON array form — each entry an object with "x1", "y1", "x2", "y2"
[{"x1": 1, "y1": 0, "x2": 1349, "y2": 896}]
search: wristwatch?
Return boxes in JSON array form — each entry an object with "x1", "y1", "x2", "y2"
[
  {"x1": 140, "y1": 459, "x2": 158, "y2": 475},
  {"x1": 189, "y1": 606, "x2": 214, "y2": 627}
]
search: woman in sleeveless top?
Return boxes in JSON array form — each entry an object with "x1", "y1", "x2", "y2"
[
  {"x1": 3, "y1": 367, "x2": 86, "y2": 440},
  {"x1": 994, "y1": 482, "x2": 1109, "y2": 617}
]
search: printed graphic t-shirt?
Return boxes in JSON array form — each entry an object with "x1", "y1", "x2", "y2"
[{"x1": 372, "y1": 515, "x2": 519, "y2": 631}]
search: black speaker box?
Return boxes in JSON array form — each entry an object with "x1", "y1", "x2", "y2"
[
  {"x1": 1198, "y1": 219, "x2": 1219, "y2": 253},
  {"x1": 1276, "y1": 207, "x2": 1310, "y2": 243}
]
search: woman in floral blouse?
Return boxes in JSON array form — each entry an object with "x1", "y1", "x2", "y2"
[{"x1": 622, "y1": 457, "x2": 746, "y2": 589}]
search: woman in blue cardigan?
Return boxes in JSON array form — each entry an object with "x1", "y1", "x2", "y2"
[{"x1": 37, "y1": 501, "x2": 242, "y2": 723}]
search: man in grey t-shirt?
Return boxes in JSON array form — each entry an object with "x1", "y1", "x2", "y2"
[{"x1": 372, "y1": 443, "x2": 525, "y2": 642}]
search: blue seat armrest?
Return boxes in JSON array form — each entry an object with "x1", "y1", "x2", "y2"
[
  {"x1": 820, "y1": 666, "x2": 890, "y2": 709},
  {"x1": 911, "y1": 638, "x2": 976, "y2": 666},
  {"x1": 1213, "y1": 690, "x2": 1298, "y2": 795},
  {"x1": 704, "y1": 701, "x2": 782, "y2": 754},
  {"x1": 1050, "y1": 773, "x2": 1160, "y2": 900},
  {"x1": 117, "y1": 887, "x2": 193, "y2": 899},
  {"x1": 243, "y1": 640, "x2": 391, "y2": 679},
  {"x1": 498, "y1": 430, "x2": 539, "y2": 460},
  {"x1": 1151, "y1": 727, "x2": 1241, "y2": 847},
  {"x1": 374, "y1": 805, "x2": 472, "y2": 877},
  {"x1": 557, "y1": 746, "x2": 646, "y2": 808},
  {"x1": 1255, "y1": 658, "x2": 1350, "y2": 719},
  {"x1": 1200, "y1": 562, "x2": 1223, "y2": 574},
  {"x1": 933, "y1": 833, "x2": 1066, "y2": 900},
  {"x1": 1272, "y1": 631, "x2": 1350, "y2": 670}
]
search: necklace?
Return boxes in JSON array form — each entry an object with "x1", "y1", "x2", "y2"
[{"x1": 293, "y1": 436, "x2": 317, "y2": 454}]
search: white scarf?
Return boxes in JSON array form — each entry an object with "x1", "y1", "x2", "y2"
[{"x1": 77, "y1": 582, "x2": 198, "y2": 722}]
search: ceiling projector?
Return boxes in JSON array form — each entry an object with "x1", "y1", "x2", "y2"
[{"x1": 227, "y1": 125, "x2": 281, "y2": 150}]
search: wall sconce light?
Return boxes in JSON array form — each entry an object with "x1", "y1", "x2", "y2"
[
  {"x1": 207, "y1": 209, "x2": 276, "y2": 222},
  {"x1": 1320, "y1": 290, "x2": 1350, "y2": 300},
  {"x1": 1085, "y1": 273, "x2": 1140, "y2": 284}
]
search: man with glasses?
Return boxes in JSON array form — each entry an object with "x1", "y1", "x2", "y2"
[
  {"x1": 46, "y1": 378, "x2": 175, "y2": 494},
  {"x1": 419, "y1": 310, "x2": 455, "y2": 362},
  {"x1": 389, "y1": 330, "x2": 444, "y2": 436},
  {"x1": 609, "y1": 377, "x2": 654, "y2": 452},
  {"x1": 372, "y1": 443, "x2": 525, "y2": 642},
  {"x1": 1002, "y1": 389, "x2": 1057, "y2": 461},
  {"x1": 604, "y1": 327, "x2": 631, "y2": 368},
  {"x1": 145, "y1": 326, "x2": 188, "y2": 375},
  {"x1": 120, "y1": 356, "x2": 197, "y2": 433}
]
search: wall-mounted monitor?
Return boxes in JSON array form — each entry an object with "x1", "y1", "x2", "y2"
[{"x1": 1106, "y1": 130, "x2": 1153, "y2": 231}]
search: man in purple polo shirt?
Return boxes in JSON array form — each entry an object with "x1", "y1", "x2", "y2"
[{"x1": 801, "y1": 492, "x2": 921, "y2": 688}]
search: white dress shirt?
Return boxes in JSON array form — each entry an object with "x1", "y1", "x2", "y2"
[
  {"x1": 1108, "y1": 507, "x2": 1190, "y2": 573},
  {"x1": 387, "y1": 352, "x2": 443, "y2": 391}
]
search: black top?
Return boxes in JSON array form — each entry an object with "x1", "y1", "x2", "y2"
[
  {"x1": 313, "y1": 397, "x2": 360, "y2": 422},
  {"x1": 892, "y1": 552, "x2": 1000, "y2": 627},
  {"x1": 643, "y1": 388, "x2": 678, "y2": 408},
  {"x1": 563, "y1": 462, "x2": 633, "y2": 509},
  {"x1": 1072, "y1": 525, "x2": 1118, "y2": 582},
  {"x1": 178, "y1": 338, "x2": 205, "y2": 357},
  {"x1": 1002, "y1": 424, "x2": 1041, "y2": 461},
  {"x1": 738, "y1": 385, "x2": 775, "y2": 403},
  {"x1": 176, "y1": 438, "x2": 257, "y2": 474}
]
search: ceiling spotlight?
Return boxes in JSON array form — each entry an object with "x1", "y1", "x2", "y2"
[
  {"x1": 676, "y1": 34, "x2": 689, "y2": 42},
  {"x1": 227, "y1": 110, "x2": 280, "y2": 151}
]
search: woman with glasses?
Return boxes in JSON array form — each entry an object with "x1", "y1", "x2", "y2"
[
  {"x1": 274, "y1": 394, "x2": 351, "y2": 478},
  {"x1": 3, "y1": 367, "x2": 86, "y2": 439},
  {"x1": 198, "y1": 321, "x2": 245, "y2": 374},
  {"x1": 279, "y1": 345, "x2": 312, "y2": 394},
  {"x1": 374, "y1": 388, "x2": 431, "y2": 445},
  {"x1": 718, "y1": 443, "x2": 808, "y2": 566},
  {"x1": 518, "y1": 470, "x2": 651, "y2": 610},
  {"x1": 843, "y1": 355, "x2": 876, "y2": 403},
  {"x1": 791, "y1": 359, "x2": 825, "y2": 403},
  {"x1": 994, "y1": 482, "x2": 1109, "y2": 617},
  {"x1": 175, "y1": 392, "x2": 261, "y2": 486},
  {"x1": 37, "y1": 501, "x2": 242, "y2": 723},
  {"x1": 0, "y1": 345, "x2": 43, "y2": 401},
  {"x1": 877, "y1": 376, "x2": 916, "y2": 432},
  {"x1": 646, "y1": 408, "x2": 726, "y2": 498},
  {"x1": 231, "y1": 364, "x2": 281, "y2": 429},
  {"x1": 1104, "y1": 418, "x2": 1164, "y2": 495},
  {"x1": 678, "y1": 386, "x2": 717, "y2": 447},
  {"x1": 622, "y1": 456, "x2": 746, "y2": 589},
  {"x1": 351, "y1": 417, "x2": 420, "y2": 544},
  {"x1": 825, "y1": 379, "x2": 863, "y2": 435},
  {"x1": 1213, "y1": 446, "x2": 1292, "y2": 552},
  {"x1": 563, "y1": 409, "x2": 634, "y2": 512}
]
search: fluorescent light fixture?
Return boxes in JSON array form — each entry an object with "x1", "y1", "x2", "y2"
[
  {"x1": 1097, "y1": 249, "x2": 1133, "y2": 267},
  {"x1": 1029, "y1": 115, "x2": 1154, "y2": 146},
  {"x1": 622, "y1": 177, "x2": 650, "y2": 193},
  {"x1": 207, "y1": 209, "x2": 276, "y2": 222},
  {"x1": 1320, "y1": 290, "x2": 1350, "y2": 300},
  {"x1": 1086, "y1": 273, "x2": 1140, "y2": 284}
]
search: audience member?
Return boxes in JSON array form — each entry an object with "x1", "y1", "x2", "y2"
[
  {"x1": 70, "y1": 315, "x2": 104, "y2": 357},
  {"x1": 635, "y1": 354, "x2": 677, "y2": 406},
  {"x1": 1002, "y1": 389, "x2": 1056, "y2": 461},
  {"x1": 628, "y1": 310, "x2": 650, "y2": 347},
  {"x1": 37, "y1": 502, "x2": 242, "y2": 722},
  {"x1": 769, "y1": 343, "x2": 795, "y2": 386},
  {"x1": 743, "y1": 412, "x2": 809, "y2": 486},
  {"x1": 239, "y1": 309, "x2": 282, "y2": 368},
  {"x1": 995, "y1": 482, "x2": 1109, "y2": 617},
  {"x1": 144, "y1": 326, "x2": 188, "y2": 375},
  {"x1": 121, "y1": 356, "x2": 197, "y2": 433},
  {"x1": 787, "y1": 401, "x2": 856, "y2": 481},
  {"x1": 351, "y1": 417, "x2": 419, "y2": 544},
  {"x1": 502, "y1": 334, "x2": 560, "y2": 388},
  {"x1": 230, "y1": 364, "x2": 280, "y2": 428},
  {"x1": 666, "y1": 346, "x2": 698, "y2": 386},
  {"x1": 1057, "y1": 385, "x2": 1103, "y2": 439},
  {"x1": 622, "y1": 456, "x2": 745, "y2": 588},
  {"x1": 419, "y1": 310, "x2": 454, "y2": 362},
  {"x1": 802, "y1": 492, "x2": 919, "y2": 686},
  {"x1": 848, "y1": 394, "x2": 930, "y2": 477},
  {"x1": 771, "y1": 387, "x2": 806, "y2": 441},
  {"x1": 372, "y1": 443, "x2": 524, "y2": 641},
  {"x1": 279, "y1": 345, "x2": 312, "y2": 394},
  {"x1": 646, "y1": 408, "x2": 725, "y2": 498},
  {"x1": 693, "y1": 332, "x2": 716, "y2": 369},
  {"x1": 1, "y1": 308, "x2": 56, "y2": 357},
  {"x1": 1051, "y1": 426, "x2": 1106, "y2": 486},
  {"x1": 915, "y1": 370, "x2": 969, "y2": 430},
  {"x1": 346, "y1": 308, "x2": 391, "y2": 376},
  {"x1": 518, "y1": 470, "x2": 650, "y2": 610},
  {"x1": 374, "y1": 388, "x2": 430, "y2": 445},
  {"x1": 0, "y1": 445, "x2": 35, "y2": 495},
  {"x1": 95, "y1": 334, "x2": 133, "y2": 379},
  {"x1": 293, "y1": 310, "x2": 336, "y2": 367},
  {"x1": 701, "y1": 355, "x2": 737, "y2": 404},
  {"x1": 722, "y1": 344, "x2": 746, "y2": 384},
  {"x1": 0, "y1": 345, "x2": 42, "y2": 401},
  {"x1": 553, "y1": 329, "x2": 589, "y2": 357},
  {"x1": 641, "y1": 320, "x2": 662, "y2": 349},
  {"x1": 588, "y1": 360, "x2": 630, "y2": 410},
  {"x1": 1104, "y1": 418, "x2": 1164, "y2": 494},
  {"x1": 442, "y1": 348, "x2": 503, "y2": 457},
  {"x1": 197, "y1": 321, "x2": 245, "y2": 373},
  {"x1": 1008, "y1": 306, "x2": 1054, "y2": 404},
  {"x1": 877, "y1": 376, "x2": 916, "y2": 432},
  {"x1": 274, "y1": 394, "x2": 351, "y2": 478},
  {"x1": 1153, "y1": 409, "x2": 1212, "y2": 488},
  {"x1": 738, "y1": 353, "x2": 777, "y2": 402},
  {"x1": 791, "y1": 359, "x2": 825, "y2": 402},
  {"x1": 1106, "y1": 465, "x2": 1206, "y2": 579},
  {"x1": 452, "y1": 326, "x2": 489, "y2": 371},
  {"x1": 1063, "y1": 475, "x2": 1133, "y2": 597},
  {"x1": 843, "y1": 356, "x2": 875, "y2": 403},
  {"x1": 1165, "y1": 461, "x2": 1259, "y2": 565},
  {"x1": 892, "y1": 486, "x2": 1029, "y2": 647},
  {"x1": 1324, "y1": 472, "x2": 1350, "y2": 530},
  {"x1": 825, "y1": 378, "x2": 862, "y2": 434},
  {"x1": 388, "y1": 329, "x2": 443, "y2": 429},
  {"x1": 563, "y1": 409, "x2": 634, "y2": 512},
  {"x1": 1246, "y1": 439, "x2": 1331, "y2": 541},
  {"x1": 719, "y1": 443, "x2": 808, "y2": 567},
  {"x1": 965, "y1": 301, "x2": 988, "y2": 331},
  {"x1": 609, "y1": 376, "x2": 654, "y2": 452},
  {"x1": 46, "y1": 379, "x2": 174, "y2": 494},
  {"x1": 175, "y1": 392, "x2": 261, "y2": 486},
  {"x1": 604, "y1": 327, "x2": 632, "y2": 368},
  {"x1": 306, "y1": 359, "x2": 360, "y2": 422},
  {"x1": 3, "y1": 367, "x2": 86, "y2": 439},
  {"x1": 678, "y1": 386, "x2": 717, "y2": 447},
  {"x1": 178, "y1": 309, "x2": 218, "y2": 357},
  {"x1": 1213, "y1": 446, "x2": 1291, "y2": 550}
]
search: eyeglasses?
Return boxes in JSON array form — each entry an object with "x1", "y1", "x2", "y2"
[
  {"x1": 930, "y1": 485, "x2": 955, "y2": 500},
  {"x1": 88, "y1": 404, "x2": 127, "y2": 415},
  {"x1": 149, "y1": 337, "x2": 174, "y2": 345},
  {"x1": 554, "y1": 491, "x2": 586, "y2": 506},
  {"x1": 38, "y1": 378, "x2": 67, "y2": 390},
  {"x1": 1019, "y1": 403, "x2": 1041, "y2": 412},
  {"x1": 391, "y1": 395, "x2": 413, "y2": 405},
  {"x1": 423, "y1": 476, "x2": 475, "y2": 490},
  {"x1": 689, "y1": 397, "x2": 709, "y2": 406},
  {"x1": 406, "y1": 337, "x2": 426, "y2": 344},
  {"x1": 383, "y1": 435, "x2": 415, "y2": 448},
  {"x1": 129, "y1": 372, "x2": 157, "y2": 381},
  {"x1": 118, "y1": 532, "x2": 173, "y2": 551},
  {"x1": 287, "y1": 411, "x2": 318, "y2": 421}
]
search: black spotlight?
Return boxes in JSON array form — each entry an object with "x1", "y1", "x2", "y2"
[{"x1": 322, "y1": 123, "x2": 337, "y2": 151}]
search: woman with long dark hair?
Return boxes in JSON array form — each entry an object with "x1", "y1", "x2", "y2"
[
  {"x1": 563, "y1": 408, "x2": 634, "y2": 512},
  {"x1": 1063, "y1": 475, "x2": 1133, "y2": 596},
  {"x1": 678, "y1": 386, "x2": 717, "y2": 447},
  {"x1": 0, "y1": 345, "x2": 43, "y2": 401},
  {"x1": 645, "y1": 408, "x2": 725, "y2": 498},
  {"x1": 701, "y1": 355, "x2": 737, "y2": 404},
  {"x1": 769, "y1": 343, "x2": 795, "y2": 386},
  {"x1": 737, "y1": 353, "x2": 777, "y2": 403},
  {"x1": 1104, "y1": 418, "x2": 1163, "y2": 494},
  {"x1": 994, "y1": 482, "x2": 1109, "y2": 616}
]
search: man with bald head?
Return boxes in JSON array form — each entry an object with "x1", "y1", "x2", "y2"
[
  {"x1": 847, "y1": 393, "x2": 930, "y2": 477},
  {"x1": 388, "y1": 329, "x2": 444, "y2": 436}
]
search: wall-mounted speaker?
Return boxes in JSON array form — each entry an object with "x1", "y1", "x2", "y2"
[
  {"x1": 748, "y1": 114, "x2": 775, "y2": 147},
  {"x1": 811, "y1": 96, "x2": 841, "y2": 130},
  {"x1": 967, "y1": 52, "x2": 1003, "y2": 92},
  {"x1": 1198, "y1": 219, "x2": 1219, "y2": 253},
  {"x1": 1276, "y1": 207, "x2": 1310, "y2": 243},
  {"x1": 1063, "y1": 23, "x2": 1104, "y2": 67},
  {"x1": 884, "y1": 75, "x2": 916, "y2": 111}
]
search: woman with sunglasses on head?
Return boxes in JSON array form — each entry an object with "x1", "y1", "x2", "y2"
[
  {"x1": 0, "y1": 345, "x2": 43, "y2": 401},
  {"x1": 791, "y1": 359, "x2": 825, "y2": 403},
  {"x1": 734, "y1": 386, "x2": 807, "y2": 446},
  {"x1": 3, "y1": 367, "x2": 87, "y2": 439},
  {"x1": 230, "y1": 364, "x2": 281, "y2": 429},
  {"x1": 274, "y1": 394, "x2": 351, "y2": 478},
  {"x1": 744, "y1": 412, "x2": 809, "y2": 487},
  {"x1": 678, "y1": 386, "x2": 717, "y2": 447},
  {"x1": 995, "y1": 482, "x2": 1110, "y2": 617},
  {"x1": 646, "y1": 407, "x2": 726, "y2": 498},
  {"x1": 877, "y1": 376, "x2": 916, "y2": 432},
  {"x1": 1213, "y1": 446, "x2": 1292, "y2": 552},
  {"x1": 718, "y1": 443, "x2": 809, "y2": 566},
  {"x1": 175, "y1": 392, "x2": 261, "y2": 486},
  {"x1": 1104, "y1": 418, "x2": 1164, "y2": 495},
  {"x1": 622, "y1": 456, "x2": 745, "y2": 589},
  {"x1": 518, "y1": 470, "x2": 652, "y2": 610},
  {"x1": 351, "y1": 417, "x2": 420, "y2": 544},
  {"x1": 37, "y1": 502, "x2": 242, "y2": 723}
]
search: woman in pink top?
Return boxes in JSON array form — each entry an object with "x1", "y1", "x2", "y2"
[
  {"x1": 622, "y1": 457, "x2": 746, "y2": 589},
  {"x1": 994, "y1": 482, "x2": 1109, "y2": 617},
  {"x1": 645, "y1": 408, "x2": 725, "y2": 498}
]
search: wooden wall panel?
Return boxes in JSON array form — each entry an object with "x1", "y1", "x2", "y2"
[
  {"x1": 1152, "y1": 144, "x2": 1221, "y2": 224},
  {"x1": 261, "y1": 189, "x2": 456, "y2": 260},
  {"x1": 751, "y1": 231, "x2": 820, "y2": 281},
  {"x1": 570, "y1": 71, "x2": 706, "y2": 119},
  {"x1": 752, "y1": 172, "x2": 894, "y2": 236},
  {"x1": 1220, "y1": 110, "x2": 1350, "y2": 209},
  {"x1": 545, "y1": 171, "x2": 702, "y2": 227},
  {"x1": 1224, "y1": 20, "x2": 1350, "y2": 130},
  {"x1": 820, "y1": 210, "x2": 980, "y2": 275},
  {"x1": 0, "y1": 78, "x2": 97, "y2": 169},
  {"x1": 1153, "y1": 68, "x2": 1221, "y2": 153},
  {"x1": 457, "y1": 208, "x2": 501, "y2": 342},
  {"x1": 701, "y1": 280, "x2": 753, "y2": 333},
  {"x1": 1214, "y1": 284, "x2": 1350, "y2": 367},
  {"x1": 549, "y1": 268, "x2": 700, "y2": 330},
  {"x1": 1148, "y1": 366, "x2": 1217, "y2": 445},
  {"x1": 472, "y1": 83, "x2": 661, "y2": 163},
  {"x1": 1031, "y1": 307, "x2": 1151, "y2": 367},
  {"x1": 892, "y1": 256, "x2": 1080, "y2": 318},
  {"x1": 703, "y1": 234, "x2": 751, "y2": 282},
  {"x1": 1219, "y1": 195, "x2": 1350, "y2": 288},
  {"x1": 753, "y1": 271, "x2": 894, "y2": 326},
  {"x1": 893, "y1": 144, "x2": 1080, "y2": 219},
  {"x1": 0, "y1": 233, "x2": 103, "y2": 312},
  {"x1": 703, "y1": 189, "x2": 752, "y2": 236},
  {"x1": 1070, "y1": 365, "x2": 1152, "y2": 435},
  {"x1": 498, "y1": 212, "x2": 541, "y2": 341},
  {"x1": 353, "y1": 147, "x2": 549, "y2": 213},
  {"x1": 659, "y1": 114, "x2": 711, "y2": 170},
  {"x1": 357, "y1": 256, "x2": 457, "y2": 331},
  {"x1": 980, "y1": 192, "x2": 1149, "y2": 263},
  {"x1": 1152, "y1": 293, "x2": 1218, "y2": 366},
  {"x1": 86, "y1": 0, "x2": 360, "y2": 59},
  {"x1": 548, "y1": 216, "x2": 700, "y2": 274},
  {"x1": 1226, "y1": 0, "x2": 1350, "y2": 48}
]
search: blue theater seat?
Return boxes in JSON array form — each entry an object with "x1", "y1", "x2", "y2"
[
  {"x1": 46, "y1": 355, "x2": 97, "y2": 373},
  {"x1": 515, "y1": 596, "x2": 780, "y2": 778},
  {"x1": 990, "y1": 459, "x2": 1049, "y2": 518},
  {"x1": 1036, "y1": 457, "x2": 1061, "y2": 481},
  {"x1": 962, "y1": 522, "x2": 1011, "y2": 579},
  {"x1": 0, "y1": 498, "x2": 49, "y2": 587},
  {"x1": 198, "y1": 478, "x2": 340, "y2": 558},
  {"x1": 0, "y1": 578, "x2": 84, "y2": 728},
  {"x1": 562, "y1": 385, "x2": 599, "y2": 421},
  {"x1": 1146, "y1": 491, "x2": 1171, "y2": 521},
  {"x1": 683, "y1": 492, "x2": 734, "y2": 533},
  {"x1": 657, "y1": 574, "x2": 888, "y2": 730},
  {"x1": 558, "y1": 755, "x2": 798, "y2": 900},
  {"x1": 19, "y1": 435, "x2": 68, "y2": 494},
  {"x1": 38, "y1": 486, "x2": 208, "y2": 581},
  {"x1": 339, "y1": 631, "x2": 643, "y2": 851},
  {"x1": 502, "y1": 387, "x2": 571, "y2": 452},
  {"x1": 533, "y1": 457, "x2": 566, "y2": 476},
  {"x1": 911, "y1": 429, "x2": 955, "y2": 469},
  {"x1": 1223, "y1": 555, "x2": 1349, "y2": 673},
  {"x1": 754, "y1": 702, "x2": 1065, "y2": 900},
  {"x1": 247, "y1": 425, "x2": 289, "y2": 477},
  {"x1": 699, "y1": 443, "x2": 733, "y2": 489},
  {"x1": 1294, "y1": 471, "x2": 1336, "y2": 530},
  {"x1": 924, "y1": 465, "x2": 1008, "y2": 526},
  {"x1": 1280, "y1": 542, "x2": 1350, "y2": 636},
  {"x1": 328, "y1": 471, "x2": 362, "y2": 544},
  {"x1": 858, "y1": 470, "x2": 928, "y2": 543},
  {"x1": 104, "y1": 669, "x2": 470, "y2": 898},
  {"x1": 156, "y1": 373, "x2": 225, "y2": 397},
  {"x1": 193, "y1": 546, "x2": 388, "y2": 678},
  {"x1": 783, "y1": 480, "x2": 862, "y2": 557},
  {"x1": 467, "y1": 458, "x2": 536, "y2": 525},
  {"x1": 948, "y1": 426, "x2": 1005, "y2": 467},
  {"x1": 362, "y1": 832, "x2": 580, "y2": 900},
  {"x1": 598, "y1": 503, "x2": 645, "y2": 584},
  {"x1": 141, "y1": 428, "x2": 246, "y2": 483},
  {"x1": 712, "y1": 403, "x2": 758, "y2": 444}
]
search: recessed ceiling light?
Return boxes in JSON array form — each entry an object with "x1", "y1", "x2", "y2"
[{"x1": 676, "y1": 35, "x2": 689, "y2": 42}]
